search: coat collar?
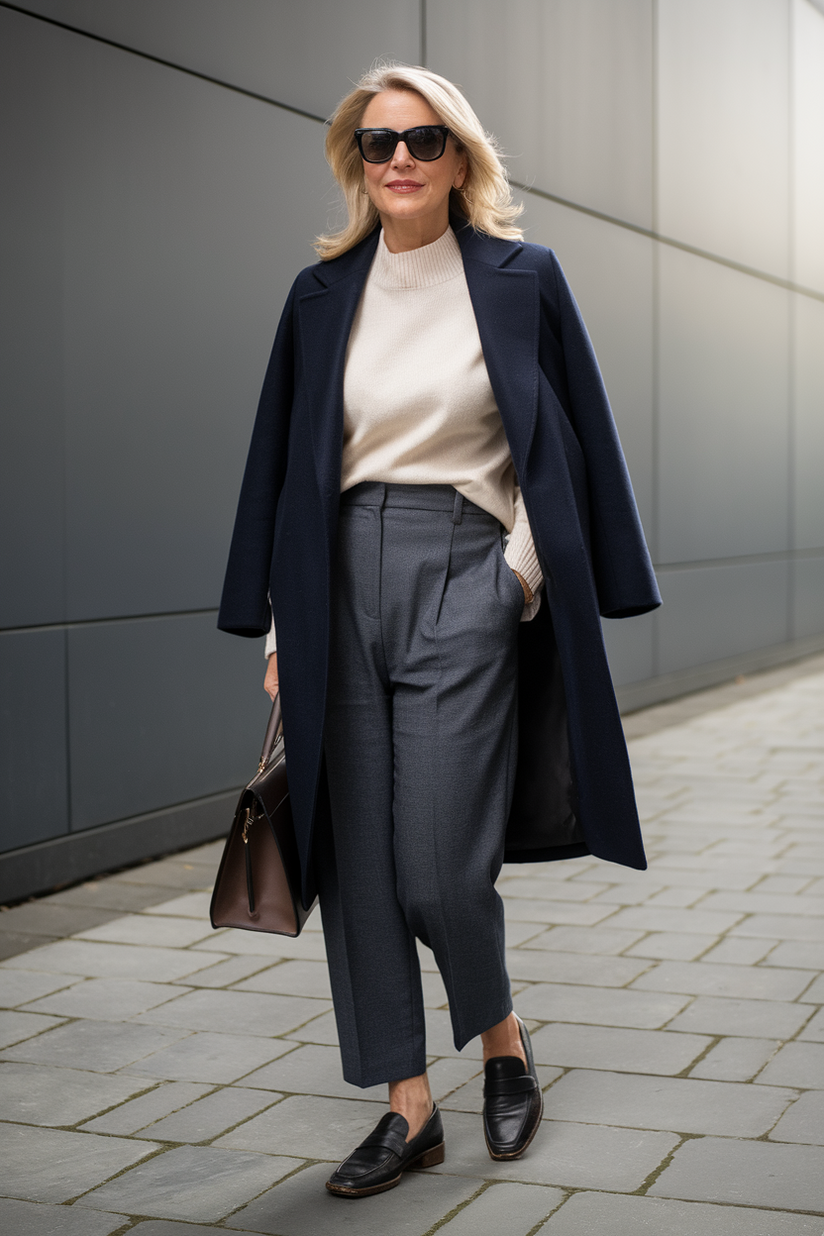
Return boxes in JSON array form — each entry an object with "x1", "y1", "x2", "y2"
[
  {"x1": 297, "y1": 216, "x2": 539, "y2": 507},
  {"x1": 452, "y1": 214, "x2": 525, "y2": 269},
  {"x1": 308, "y1": 214, "x2": 526, "y2": 284}
]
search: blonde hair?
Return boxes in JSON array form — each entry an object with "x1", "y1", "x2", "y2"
[{"x1": 315, "y1": 63, "x2": 523, "y2": 260}]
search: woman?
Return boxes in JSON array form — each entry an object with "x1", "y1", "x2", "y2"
[{"x1": 218, "y1": 63, "x2": 660, "y2": 1197}]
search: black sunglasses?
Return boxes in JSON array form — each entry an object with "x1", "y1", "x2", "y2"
[{"x1": 354, "y1": 125, "x2": 450, "y2": 163}]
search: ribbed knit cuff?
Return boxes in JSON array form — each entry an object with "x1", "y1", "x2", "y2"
[
  {"x1": 264, "y1": 611, "x2": 277, "y2": 657},
  {"x1": 503, "y1": 521, "x2": 544, "y2": 600},
  {"x1": 520, "y1": 592, "x2": 542, "y2": 621}
]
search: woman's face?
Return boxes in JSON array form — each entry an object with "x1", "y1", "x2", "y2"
[{"x1": 358, "y1": 89, "x2": 467, "y2": 246}]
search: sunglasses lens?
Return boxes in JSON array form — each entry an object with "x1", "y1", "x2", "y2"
[
  {"x1": 359, "y1": 130, "x2": 396, "y2": 162},
  {"x1": 406, "y1": 128, "x2": 445, "y2": 160}
]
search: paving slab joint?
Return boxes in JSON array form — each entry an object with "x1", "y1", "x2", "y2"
[
  {"x1": 691, "y1": 937, "x2": 730, "y2": 961},
  {"x1": 147, "y1": 1094, "x2": 287, "y2": 1146},
  {"x1": 632, "y1": 1132, "x2": 702, "y2": 1195},
  {"x1": 422, "y1": 1179, "x2": 491, "y2": 1234},
  {"x1": 235, "y1": 1053, "x2": 304, "y2": 1089},
  {"x1": 426, "y1": 1054, "x2": 482, "y2": 1102},
  {"x1": 219, "y1": 1157, "x2": 337, "y2": 1226},
  {"x1": 62, "y1": 1080, "x2": 168, "y2": 1132},
  {"x1": 521, "y1": 1189, "x2": 573, "y2": 1236},
  {"x1": 617, "y1": 958, "x2": 659, "y2": 985},
  {"x1": 770, "y1": 1003, "x2": 820, "y2": 1048},
  {"x1": 541, "y1": 1063, "x2": 572, "y2": 1094},
  {"x1": 1, "y1": 1014, "x2": 72, "y2": 1051},
  {"x1": 745, "y1": 1038, "x2": 787, "y2": 1085},
  {"x1": 520, "y1": 1186, "x2": 584, "y2": 1231},
  {"x1": 64, "y1": 1137, "x2": 172, "y2": 1204},
  {"x1": 754, "y1": 1089, "x2": 806, "y2": 1141},
  {"x1": 674, "y1": 1034, "x2": 723, "y2": 1078},
  {"x1": 791, "y1": 977, "x2": 824, "y2": 1009}
]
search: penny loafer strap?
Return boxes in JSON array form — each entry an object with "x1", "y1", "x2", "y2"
[
  {"x1": 485, "y1": 1074, "x2": 538, "y2": 1096},
  {"x1": 360, "y1": 1127, "x2": 409, "y2": 1159}
]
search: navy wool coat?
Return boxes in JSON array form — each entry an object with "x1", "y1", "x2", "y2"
[{"x1": 218, "y1": 219, "x2": 662, "y2": 906}]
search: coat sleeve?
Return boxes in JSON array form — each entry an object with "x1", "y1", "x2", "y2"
[
  {"x1": 217, "y1": 280, "x2": 297, "y2": 637},
  {"x1": 541, "y1": 250, "x2": 661, "y2": 619}
]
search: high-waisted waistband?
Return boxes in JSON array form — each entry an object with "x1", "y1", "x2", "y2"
[{"x1": 340, "y1": 481, "x2": 496, "y2": 523}]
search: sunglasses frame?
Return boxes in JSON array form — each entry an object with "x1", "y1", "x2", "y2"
[{"x1": 354, "y1": 125, "x2": 450, "y2": 163}]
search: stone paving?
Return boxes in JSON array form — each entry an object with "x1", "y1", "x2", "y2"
[{"x1": 2, "y1": 658, "x2": 824, "y2": 1234}]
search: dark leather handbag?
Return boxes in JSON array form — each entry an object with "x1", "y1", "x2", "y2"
[{"x1": 210, "y1": 695, "x2": 317, "y2": 936}]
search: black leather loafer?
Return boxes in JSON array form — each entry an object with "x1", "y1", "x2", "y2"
[
  {"x1": 483, "y1": 1015, "x2": 543, "y2": 1160},
  {"x1": 326, "y1": 1104, "x2": 445, "y2": 1198}
]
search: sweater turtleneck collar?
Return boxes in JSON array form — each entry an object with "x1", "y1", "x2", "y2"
[{"x1": 372, "y1": 226, "x2": 464, "y2": 290}]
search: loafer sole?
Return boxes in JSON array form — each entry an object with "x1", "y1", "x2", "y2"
[{"x1": 326, "y1": 1141, "x2": 445, "y2": 1197}]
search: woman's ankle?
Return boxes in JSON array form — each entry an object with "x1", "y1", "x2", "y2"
[
  {"x1": 388, "y1": 1072, "x2": 434, "y2": 1141},
  {"x1": 481, "y1": 1011, "x2": 526, "y2": 1065}
]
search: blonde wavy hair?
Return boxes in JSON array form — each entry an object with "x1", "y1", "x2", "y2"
[{"x1": 315, "y1": 63, "x2": 523, "y2": 260}]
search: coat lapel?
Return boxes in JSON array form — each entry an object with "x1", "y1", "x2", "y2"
[
  {"x1": 456, "y1": 223, "x2": 540, "y2": 480},
  {"x1": 296, "y1": 231, "x2": 380, "y2": 507}
]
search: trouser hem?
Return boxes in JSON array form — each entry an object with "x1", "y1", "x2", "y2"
[
  {"x1": 453, "y1": 994, "x2": 515, "y2": 1055},
  {"x1": 342, "y1": 1054, "x2": 430, "y2": 1090}
]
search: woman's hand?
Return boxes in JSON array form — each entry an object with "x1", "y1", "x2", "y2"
[
  {"x1": 264, "y1": 653, "x2": 279, "y2": 701},
  {"x1": 511, "y1": 569, "x2": 534, "y2": 605}
]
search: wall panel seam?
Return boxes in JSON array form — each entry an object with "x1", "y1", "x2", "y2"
[
  {"x1": 656, "y1": 548, "x2": 824, "y2": 572},
  {"x1": 651, "y1": 0, "x2": 660, "y2": 679},
  {"x1": 788, "y1": 0, "x2": 797, "y2": 642},
  {"x1": 64, "y1": 787, "x2": 242, "y2": 838},
  {"x1": 63, "y1": 625, "x2": 72, "y2": 832},
  {"x1": 514, "y1": 182, "x2": 824, "y2": 304},
  {"x1": 0, "y1": 1, "x2": 328, "y2": 123},
  {"x1": 1, "y1": 609, "x2": 219, "y2": 636}
]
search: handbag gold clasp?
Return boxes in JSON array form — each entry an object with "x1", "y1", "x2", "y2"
[{"x1": 241, "y1": 807, "x2": 254, "y2": 844}]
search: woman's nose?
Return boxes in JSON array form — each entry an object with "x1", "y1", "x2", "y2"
[{"x1": 391, "y1": 141, "x2": 415, "y2": 169}]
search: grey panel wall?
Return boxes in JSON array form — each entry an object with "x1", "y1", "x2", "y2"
[
  {"x1": 54, "y1": 45, "x2": 332, "y2": 620},
  {"x1": 793, "y1": 0, "x2": 824, "y2": 292},
  {"x1": 0, "y1": 64, "x2": 66, "y2": 631},
  {"x1": 657, "y1": 560, "x2": 790, "y2": 674},
  {"x1": 657, "y1": 246, "x2": 790, "y2": 563},
  {"x1": 13, "y1": 0, "x2": 421, "y2": 120},
  {"x1": 67, "y1": 615, "x2": 269, "y2": 831},
  {"x1": 794, "y1": 295, "x2": 824, "y2": 549},
  {"x1": 1, "y1": 14, "x2": 334, "y2": 625},
  {"x1": 657, "y1": 0, "x2": 790, "y2": 276},
  {"x1": 0, "y1": 631, "x2": 68, "y2": 851},
  {"x1": 795, "y1": 557, "x2": 824, "y2": 639},
  {"x1": 427, "y1": 0, "x2": 654, "y2": 228}
]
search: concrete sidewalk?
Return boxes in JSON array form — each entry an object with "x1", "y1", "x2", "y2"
[{"x1": 2, "y1": 658, "x2": 824, "y2": 1235}]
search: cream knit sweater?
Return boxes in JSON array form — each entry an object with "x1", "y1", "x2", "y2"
[{"x1": 265, "y1": 226, "x2": 543, "y2": 656}]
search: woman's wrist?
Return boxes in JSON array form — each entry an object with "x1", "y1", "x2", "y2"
[{"x1": 511, "y1": 569, "x2": 534, "y2": 604}]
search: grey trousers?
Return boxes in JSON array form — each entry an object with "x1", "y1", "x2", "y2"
[{"x1": 315, "y1": 482, "x2": 523, "y2": 1088}]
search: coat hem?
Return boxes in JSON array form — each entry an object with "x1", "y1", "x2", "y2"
[{"x1": 503, "y1": 841, "x2": 590, "y2": 864}]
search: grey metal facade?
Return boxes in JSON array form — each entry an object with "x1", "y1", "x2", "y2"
[{"x1": 2, "y1": 0, "x2": 823, "y2": 900}]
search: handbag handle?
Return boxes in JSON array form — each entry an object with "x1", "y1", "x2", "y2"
[{"x1": 259, "y1": 694, "x2": 284, "y2": 771}]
